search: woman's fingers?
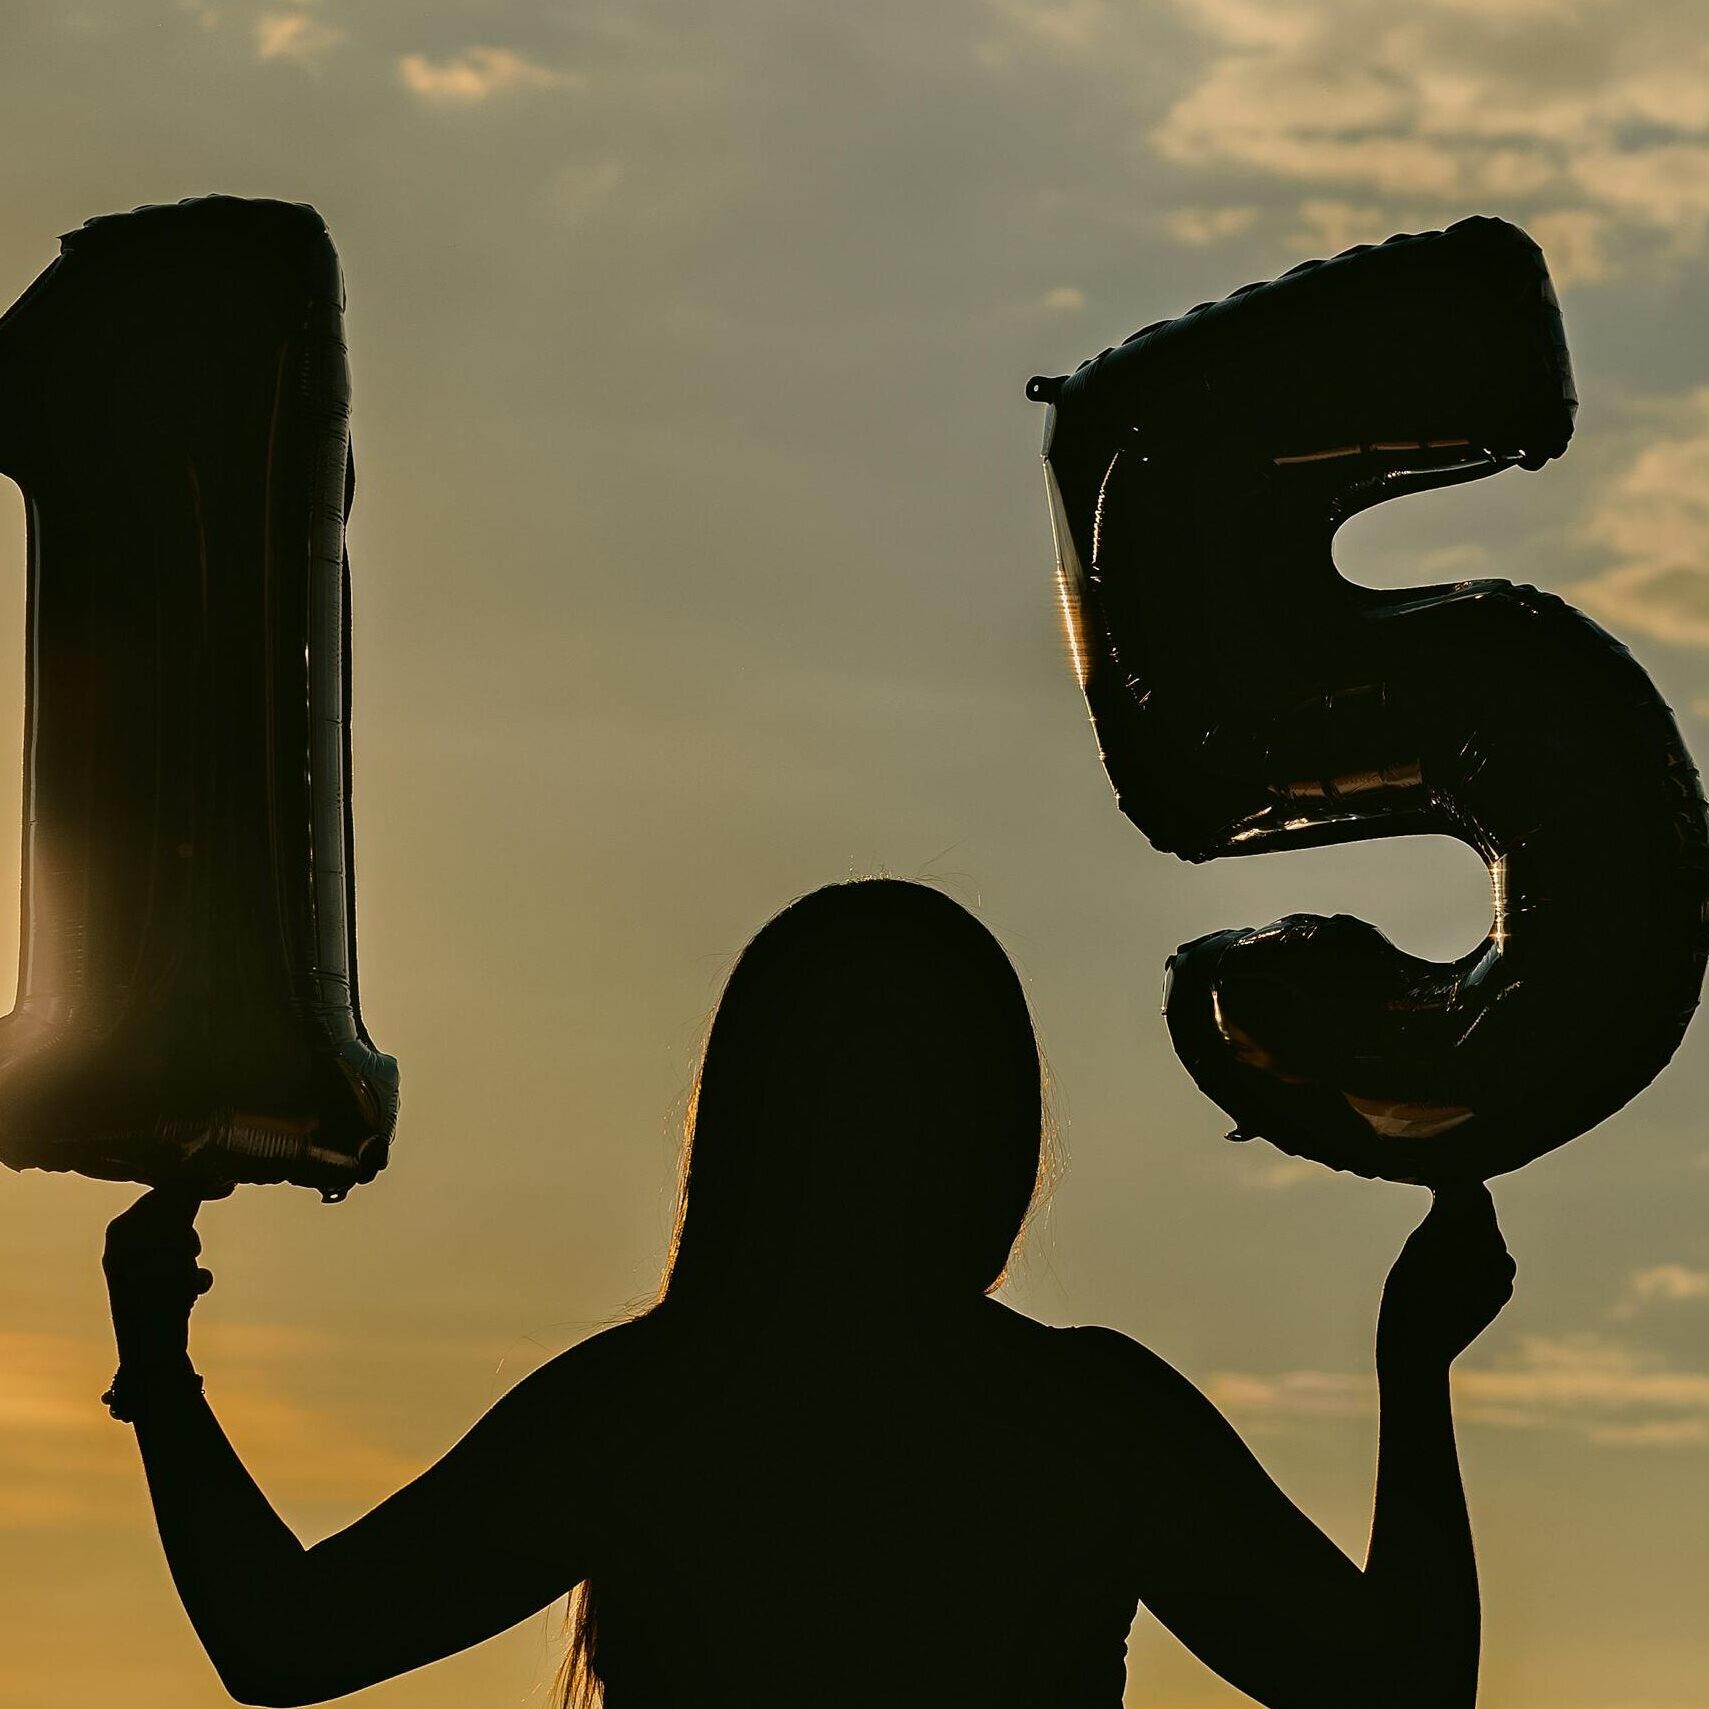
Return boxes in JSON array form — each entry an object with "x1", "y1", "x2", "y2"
[
  {"x1": 1398, "y1": 1180, "x2": 1517, "y2": 1300},
  {"x1": 103, "y1": 1187, "x2": 223, "y2": 1370},
  {"x1": 1436, "y1": 1183, "x2": 1517, "y2": 1303},
  {"x1": 108, "y1": 1185, "x2": 199, "y2": 1232},
  {"x1": 1429, "y1": 1182, "x2": 1510, "y2": 1251},
  {"x1": 1427, "y1": 1179, "x2": 1497, "y2": 1225},
  {"x1": 104, "y1": 1187, "x2": 217, "y2": 1279}
]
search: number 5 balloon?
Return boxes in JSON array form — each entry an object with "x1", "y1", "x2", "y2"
[
  {"x1": 1030, "y1": 217, "x2": 1709, "y2": 1183},
  {"x1": 0, "y1": 197, "x2": 398, "y2": 1199}
]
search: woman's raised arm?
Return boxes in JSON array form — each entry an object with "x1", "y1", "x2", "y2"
[
  {"x1": 103, "y1": 1190, "x2": 596, "y2": 1707},
  {"x1": 1079, "y1": 1183, "x2": 1513, "y2": 1709}
]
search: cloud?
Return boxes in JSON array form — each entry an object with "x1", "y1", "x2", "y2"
[
  {"x1": 1524, "y1": 207, "x2": 1612, "y2": 284},
  {"x1": 1287, "y1": 199, "x2": 1390, "y2": 256},
  {"x1": 1241, "y1": 1154, "x2": 1323, "y2": 1189},
  {"x1": 1165, "y1": 205, "x2": 1258, "y2": 245},
  {"x1": 1211, "y1": 1333, "x2": 1709, "y2": 1446},
  {"x1": 1458, "y1": 1336, "x2": 1709, "y2": 1445},
  {"x1": 1572, "y1": 565, "x2": 1709, "y2": 649},
  {"x1": 1570, "y1": 146, "x2": 1709, "y2": 233},
  {"x1": 398, "y1": 45, "x2": 582, "y2": 105},
  {"x1": 1568, "y1": 390, "x2": 1709, "y2": 649},
  {"x1": 255, "y1": 11, "x2": 345, "y2": 67},
  {"x1": 1184, "y1": 0, "x2": 1323, "y2": 49},
  {"x1": 1038, "y1": 284, "x2": 1087, "y2": 312},
  {"x1": 979, "y1": 0, "x2": 1119, "y2": 60},
  {"x1": 994, "y1": 284, "x2": 1092, "y2": 325},
  {"x1": 1628, "y1": 1264, "x2": 1709, "y2": 1303},
  {"x1": 1208, "y1": 1368, "x2": 1368, "y2": 1416},
  {"x1": 1613, "y1": 1263, "x2": 1709, "y2": 1319},
  {"x1": 1134, "y1": 0, "x2": 1709, "y2": 276}
]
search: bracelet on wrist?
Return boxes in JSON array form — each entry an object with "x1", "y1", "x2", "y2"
[{"x1": 102, "y1": 1359, "x2": 205, "y2": 1423}]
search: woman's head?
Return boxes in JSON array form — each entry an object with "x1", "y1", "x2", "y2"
[{"x1": 662, "y1": 880, "x2": 1045, "y2": 1309}]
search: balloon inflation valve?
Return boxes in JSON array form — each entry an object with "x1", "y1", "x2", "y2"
[
  {"x1": 1026, "y1": 374, "x2": 1064, "y2": 403},
  {"x1": 320, "y1": 1186, "x2": 349, "y2": 1205}
]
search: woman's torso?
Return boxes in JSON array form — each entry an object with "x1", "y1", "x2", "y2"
[{"x1": 571, "y1": 1299, "x2": 1143, "y2": 1707}]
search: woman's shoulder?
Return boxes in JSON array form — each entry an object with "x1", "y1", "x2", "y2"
[
  {"x1": 483, "y1": 1313, "x2": 670, "y2": 1429},
  {"x1": 982, "y1": 1299, "x2": 1161, "y2": 1367},
  {"x1": 998, "y1": 1308, "x2": 1219, "y2": 1428}
]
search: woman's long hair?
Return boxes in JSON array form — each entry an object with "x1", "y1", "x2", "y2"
[{"x1": 557, "y1": 879, "x2": 1050, "y2": 1706}]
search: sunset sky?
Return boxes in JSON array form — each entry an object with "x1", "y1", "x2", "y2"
[{"x1": 3, "y1": 2, "x2": 1709, "y2": 1705}]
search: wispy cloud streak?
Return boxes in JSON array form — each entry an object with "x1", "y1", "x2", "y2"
[
  {"x1": 1210, "y1": 1333, "x2": 1709, "y2": 1447},
  {"x1": 398, "y1": 46, "x2": 582, "y2": 104}
]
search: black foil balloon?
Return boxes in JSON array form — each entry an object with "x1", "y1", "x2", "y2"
[
  {"x1": 0, "y1": 197, "x2": 397, "y2": 1198},
  {"x1": 1031, "y1": 216, "x2": 1709, "y2": 1183}
]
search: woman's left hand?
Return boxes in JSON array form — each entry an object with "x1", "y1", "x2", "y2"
[
  {"x1": 1376, "y1": 1181, "x2": 1516, "y2": 1378},
  {"x1": 103, "y1": 1188, "x2": 220, "y2": 1368}
]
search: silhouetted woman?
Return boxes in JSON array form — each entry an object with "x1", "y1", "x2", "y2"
[{"x1": 103, "y1": 879, "x2": 1515, "y2": 1708}]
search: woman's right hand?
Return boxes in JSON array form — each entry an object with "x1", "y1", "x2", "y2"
[
  {"x1": 103, "y1": 1187, "x2": 218, "y2": 1370},
  {"x1": 1376, "y1": 1182, "x2": 1515, "y2": 1378}
]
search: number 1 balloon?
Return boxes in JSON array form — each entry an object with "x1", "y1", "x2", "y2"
[
  {"x1": 1030, "y1": 216, "x2": 1709, "y2": 1183},
  {"x1": 0, "y1": 196, "x2": 398, "y2": 1199}
]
